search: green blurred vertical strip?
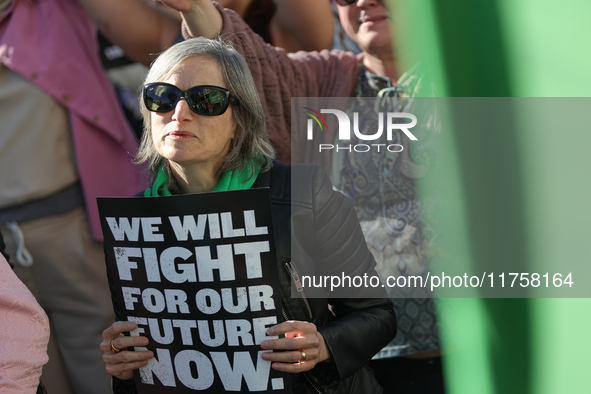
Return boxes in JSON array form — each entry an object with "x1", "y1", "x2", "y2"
[
  {"x1": 497, "y1": 1, "x2": 591, "y2": 393},
  {"x1": 390, "y1": 0, "x2": 533, "y2": 393},
  {"x1": 431, "y1": 1, "x2": 513, "y2": 97},
  {"x1": 391, "y1": 5, "x2": 496, "y2": 392},
  {"x1": 444, "y1": 98, "x2": 531, "y2": 394},
  {"x1": 429, "y1": 0, "x2": 532, "y2": 391}
]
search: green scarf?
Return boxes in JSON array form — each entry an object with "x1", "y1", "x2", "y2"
[{"x1": 144, "y1": 158, "x2": 262, "y2": 197}]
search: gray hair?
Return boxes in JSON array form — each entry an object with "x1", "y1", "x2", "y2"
[{"x1": 135, "y1": 37, "x2": 275, "y2": 189}]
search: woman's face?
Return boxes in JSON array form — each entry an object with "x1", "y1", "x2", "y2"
[
  {"x1": 150, "y1": 56, "x2": 236, "y2": 173},
  {"x1": 336, "y1": 0, "x2": 392, "y2": 57}
]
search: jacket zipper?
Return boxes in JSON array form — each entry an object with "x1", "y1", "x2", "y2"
[
  {"x1": 304, "y1": 374, "x2": 323, "y2": 394},
  {"x1": 284, "y1": 261, "x2": 313, "y2": 320},
  {"x1": 282, "y1": 262, "x2": 324, "y2": 394}
]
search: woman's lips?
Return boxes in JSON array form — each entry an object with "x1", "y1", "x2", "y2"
[
  {"x1": 165, "y1": 131, "x2": 196, "y2": 140},
  {"x1": 360, "y1": 16, "x2": 387, "y2": 27}
]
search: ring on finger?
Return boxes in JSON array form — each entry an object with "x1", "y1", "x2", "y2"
[
  {"x1": 110, "y1": 339, "x2": 121, "y2": 353},
  {"x1": 300, "y1": 350, "x2": 306, "y2": 362}
]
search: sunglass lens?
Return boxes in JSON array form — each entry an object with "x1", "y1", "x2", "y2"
[
  {"x1": 188, "y1": 87, "x2": 229, "y2": 116},
  {"x1": 335, "y1": 0, "x2": 356, "y2": 6},
  {"x1": 145, "y1": 85, "x2": 178, "y2": 112}
]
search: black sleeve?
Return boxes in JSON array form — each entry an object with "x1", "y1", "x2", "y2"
[
  {"x1": 112, "y1": 377, "x2": 138, "y2": 394},
  {"x1": 292, "y1": 164, "x2": 397, "y2": 383}
]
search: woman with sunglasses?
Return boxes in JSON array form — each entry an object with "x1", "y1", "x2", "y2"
[
  {"x1": 99, "y1": 37, "x2": 396, "y2": 394},
  {"x1": 155, "y1": 0, "x2": 397, "y2": 166},
  {"x1": 158, "y1": 1, "x2": 444, "y2": 393}
]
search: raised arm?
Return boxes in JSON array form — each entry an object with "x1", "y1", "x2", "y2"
[
  {"x1": 159, "y1": 0, "x2": 223, "y2": 39},
  {"x1": 78, "y1": 0, "x2": 182, "y2": 66},
  {"x1": 169, "y1": 0, "x2": 333, "y2": 52},
  {"x1": 270, "y1": 0, "x2": 334, "y2": 52},
  {"x1": 160, "y1": 1, "x2": 360, "y2": 164}
]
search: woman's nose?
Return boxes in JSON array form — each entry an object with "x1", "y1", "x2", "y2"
[{"x1": 171, "y1": 98, "x2": 193, "y2": 122}]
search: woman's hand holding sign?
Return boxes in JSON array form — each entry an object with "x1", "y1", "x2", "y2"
[
  {"x1": 100, "y1": 321, "x2": 154, "y2": 381},
  {"x1": 101, "y1": 320, "x2": 330, "y2": 381},
  {"x1": 260, "y1": 321, "x2": 331, "y2": 372}
]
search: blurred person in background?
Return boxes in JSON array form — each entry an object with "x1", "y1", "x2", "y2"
[
  {"x1": 0, "y1": 0, "x2": 177, "y2": 392},
  {"x1": 0, "y1": 232, "x2": 49, "y2": 394}
]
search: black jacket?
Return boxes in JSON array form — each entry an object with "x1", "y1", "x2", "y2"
[{"x1": 111, "y1": 161, "x2": 396, "y2": 393}]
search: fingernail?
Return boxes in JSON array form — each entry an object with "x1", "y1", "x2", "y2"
[{"x1": 261, "y1": 341, "x2": 269, "y2": 349}]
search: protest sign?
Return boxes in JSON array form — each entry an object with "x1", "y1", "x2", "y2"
[{"x1": 98, "y1": 189, "x2": 291, "y2": 393}]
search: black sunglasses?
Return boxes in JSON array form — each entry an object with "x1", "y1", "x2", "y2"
[
  {"x1": 143, "y1": 82, "x2": 238, "y2": 116},
  {"x1": 334, "y1": 0, "x2": 357, "y2": 6}
]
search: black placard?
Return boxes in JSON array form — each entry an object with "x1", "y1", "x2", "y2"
[{"x1": 98, "y1": 189, "x2": 291, "y2": 393}]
